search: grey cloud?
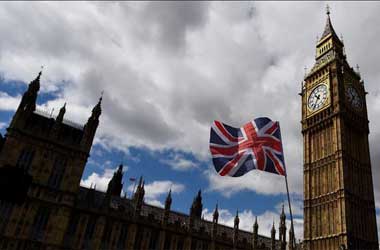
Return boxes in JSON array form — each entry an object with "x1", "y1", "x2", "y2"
[{"x1": 142, "y1": 1, "x2": 210, "y2": 53}]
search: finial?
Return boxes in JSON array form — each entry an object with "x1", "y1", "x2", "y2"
[{"x1": 326, "y1": 4, "x2": 330, "y2": 16}]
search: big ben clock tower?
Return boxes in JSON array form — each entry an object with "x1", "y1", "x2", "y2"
[{"x1": 301, "y1": 7, "x2": 379, "y2": 250}]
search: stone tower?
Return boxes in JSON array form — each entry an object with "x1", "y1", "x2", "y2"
[
  {"x1": 0, "y1": 71, "x2": 102, "y2": 246},
  {"x1": 301, "y1": 6, "x2": 378, "y2": 250}
]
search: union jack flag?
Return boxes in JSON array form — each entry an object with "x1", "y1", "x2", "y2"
[{"x1": 209, "y1": 117, "x2": 286, "y2": 177}]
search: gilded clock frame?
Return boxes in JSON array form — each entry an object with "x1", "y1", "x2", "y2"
[{"x1": 306, "y1": 75, "x2": 331, "y2": 117}]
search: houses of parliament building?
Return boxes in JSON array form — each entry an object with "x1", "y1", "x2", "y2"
[
  {"x1": 0, "y1": 6, "x2": 378, "y2": 250},
  {"x1": 0, "y1": 72, "x2": 289, "y2": 249}
]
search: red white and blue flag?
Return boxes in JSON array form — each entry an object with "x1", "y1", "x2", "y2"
[{"x1": 209, "y1": 117, "x2": 286, "y2": 177}]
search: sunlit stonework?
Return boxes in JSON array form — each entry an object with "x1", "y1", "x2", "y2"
[{"x1": 301, "y1": 6, "x2": 378, "y2": 250}]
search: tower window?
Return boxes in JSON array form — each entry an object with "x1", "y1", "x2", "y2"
[
  {"x1": 31, "y1": 206, "x2": 50, "y2": 240},
  {"x1": 16, "y1": 149, "x2": 35, "y2": 172},
  {"x1": 48, "y1": 157, "x2": 67, "y2": 189}
]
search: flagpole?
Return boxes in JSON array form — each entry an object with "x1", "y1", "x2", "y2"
[
  {"x1": 285, "y1": 174, "x2": 296, "y2": 248},
  {"x1": 278, "y1": 122, "x2": 296, "y2": 248}
]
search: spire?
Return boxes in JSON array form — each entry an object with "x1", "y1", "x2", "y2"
[
  {"x1": 271, "y1": 221, "x2": 276, "y2": 250},
  {"x1": 81, "y1": 94, "x2": 103, "y2": 150},
  {"x1": 30, "y1": 71, "x2": 41, "y2": 91},
  {"x1": 91, "y1": 94, "x2": 102, "y2": 119},
  {"x1": 320, "y1": 4, "x2": 338, "y2": 41},
  {"x1": 280, "y1": 203, "x2": 286, "y2": 221},
  {"x1": 252, "y1": 216, "x2": 259, "y2": 250},
  {"x1": 56, "y1": 103, "x2": 66, "y2": 123},
  {"x1": 234, "y1": 210, "x2": 240, "y2": 229},
  {"x1": 106, "y1": 164, "x2": 124, "y2": 197},
  {"x1": 133, "y1": 175, "x2": 145, "y2": 216},
  {"x1": 213, "y1": 203, "x2": 219, "y2": 223},
  {"x1": 165, "y1": 189, "x2": 172, "y2": 211},
  {"x1": 19, "y1": 71, "x2": 41, "y2": 113},
  {"x1": 190, "y1": 189, "x2": 203, "y2": 219}
]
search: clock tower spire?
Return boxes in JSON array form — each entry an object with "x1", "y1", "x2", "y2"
[{"x1": 301, "y1": 6, "x2": 378, "y2": 250}]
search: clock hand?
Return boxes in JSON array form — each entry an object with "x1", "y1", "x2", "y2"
[{"x1": 313, "y1": 97, "x2": 319, "y2": 109}]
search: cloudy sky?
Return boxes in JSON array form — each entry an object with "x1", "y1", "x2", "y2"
[{"x1": 0, "y1": 1, "x2": 379, "y2": 240}]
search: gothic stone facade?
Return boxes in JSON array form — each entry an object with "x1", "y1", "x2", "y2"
[
  {"x1": 0, "y1": 72, "x2": 290, "y2": 250},
  {"x1": 301, "y1": 9, "x2": 379, "y2": 250}
]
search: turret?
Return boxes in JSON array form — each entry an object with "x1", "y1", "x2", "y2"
[
  {"x1": 271, "y1": 221, "x2": 276, "y2": 250},
  {"x1": 81, "y1": 95, "x2": 102, "y2": 150},
  {"x1": 10, "y1": 71, "x2": 41, "y2": 128},
  {"x1": 252, "y1": 216, "x2": 258, "y2": 250},
  {"x1": 279, "y1": 204, "x2": 287, "y2": 250}
]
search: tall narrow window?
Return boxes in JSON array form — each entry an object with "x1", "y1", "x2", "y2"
[
  {"x1": 31, "y1": 206, "x2": 50, "y2": 240},
  {"x1": 64, "y1": 212, "x2": 80, "y2": 248},
  {"x1": 101, "y1": 221, "x2": 113, "y2": 249},
  {"x1": 116, "y1": 223, "x2": 128, "y2": 250},
  {"x1": 82, "y1": 216, "x2": 97, "y2": 249},
  {"x1": 16, "y1": 149, "x2": 34, "y2": 172},
  {"x1": 48, "y1": 157, "x2": 67, "y2": 189},
  {"x1": 149, "y1": 229, "x2": 159, "y2": 250},
  {"x1": 0, "y1": 200, "x2": 13, "y2": 234}
]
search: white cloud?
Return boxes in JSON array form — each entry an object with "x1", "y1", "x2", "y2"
[
  {"x1": 127, "y1": 180, "x2": 185, "y2": 207},
  {"x1": 205, "y1": 167, "x2": 299, "y2": 196},
  {"x1": 80, "y1": 167, "x2": 116, "y2": 192},
  {"x1": 0, "y1": 92, "x2": 20, "y2": 111},
  {"x1": 160, "y1": 152, "x2": 198, "y2": 171},
  {"x1": 128, "y1": 180, "x2": 185, "y2": 199}
]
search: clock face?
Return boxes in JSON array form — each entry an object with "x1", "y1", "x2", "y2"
[
  {"x1": 308, "y1": 84, "x2": 328, "y2": 111},
  {"x1": 346, "y1": 86, "x2": 362, "y2": 110}
]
